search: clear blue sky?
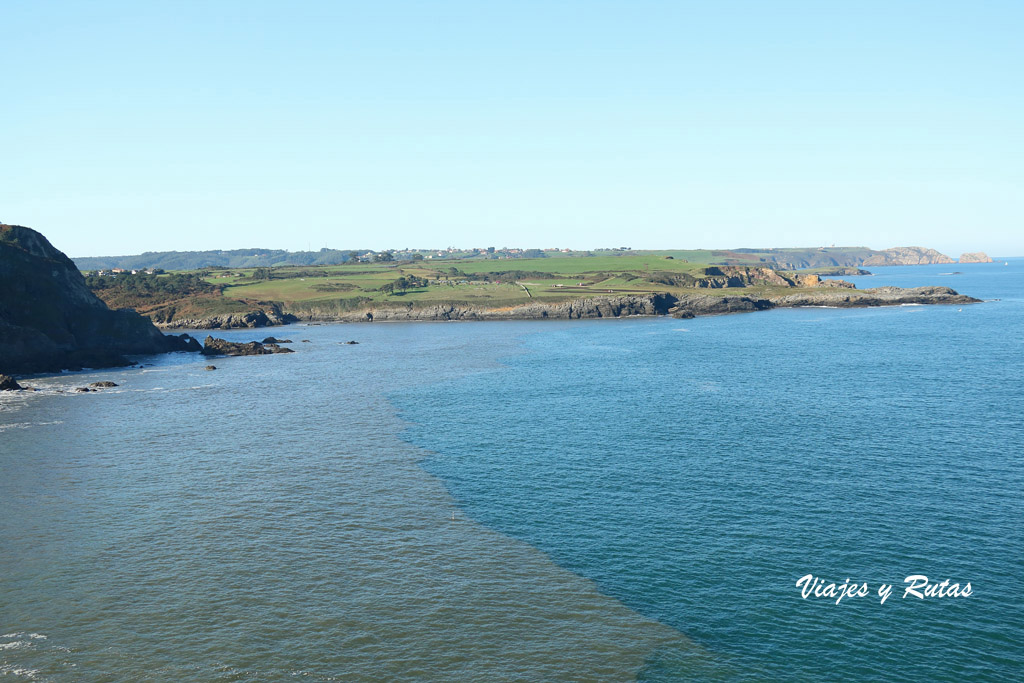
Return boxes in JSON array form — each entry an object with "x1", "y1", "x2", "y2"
[{"x1": 3, "y1": 1, "x2": 1021, "y2": 257}]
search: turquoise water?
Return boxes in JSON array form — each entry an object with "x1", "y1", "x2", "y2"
[{"x1": 2, "y1": 261, "x2": 1022, "y2": 680}]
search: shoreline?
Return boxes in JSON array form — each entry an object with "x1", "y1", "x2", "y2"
[{"x1": 154, "y1": 285, "x2": 981, "y2": 329}]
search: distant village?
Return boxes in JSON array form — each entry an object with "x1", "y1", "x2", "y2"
[{"x1": 86, "y1": 246, "x2": 634, "y2": 274}]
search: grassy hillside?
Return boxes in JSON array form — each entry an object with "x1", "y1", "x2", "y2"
[{"x1": 85, "y1": 251, "x2": 877, "y2": 325}]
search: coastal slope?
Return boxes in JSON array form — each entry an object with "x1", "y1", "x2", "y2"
[{"x1": 0, "y1": 225, "x2": 199, "y2": 374}]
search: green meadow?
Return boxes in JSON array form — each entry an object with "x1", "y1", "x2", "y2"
[{"x1": 88, "y1": 249, "x2": 852, "y2": 323}]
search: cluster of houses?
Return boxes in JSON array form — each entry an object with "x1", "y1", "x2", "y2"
[{"x1": 93, "y1": 268, "x2": 157, "y2": 276}]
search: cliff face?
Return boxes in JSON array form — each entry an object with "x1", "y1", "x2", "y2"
[
  {"x1": 296, "y1": 294, "x2": 675, "y2": 322},
  {"x1": 283, "y1": 286, "x2": 978, "y2": 323},
  {"x1": 959, "y1": 252, "x2": 993, "y2": 263},
  {"x1": 0, "y1": 225, "x2": 199, "y2": 374},
  {"x1": 862, "y1": 247, "x2": 955, "y2": 266},
  {"x1": 694, "y1": 266, "x2": 856, "y2": 289},
  {"x1": 156, "y1": 303, "x2": 297, "y2": 329}
]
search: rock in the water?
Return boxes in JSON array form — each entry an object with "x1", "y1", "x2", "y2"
[
  {"x1": 301, "y1": 339, "x2": 312, "y2": 343},
  {"x1": 344, "y1": 340, "x2": 359, "y2": 345},
  {"x1": 89, "y1": 381, "x2": 118, "y2": 388},
  {"x1": 263, "y1": 343, "x2": 295, "y2": 354},
  {"x1": 205, "y1": 365, "x2": 217, "y2": 371},
  {"x1": 74, "y1": 387, "x2": 93, "y2": 393},
  {"x1": 200, "y1": 336, "x2": 296, "y2": 357},
  {"x1": 959, "y1": 252, "x2": 993, "y2": 263},
  {"x1": 0, "y1": 374, "x2": 24, "y2": 391},
  {"x1": 261, "y1": 337, "x2": 293, "y2": 344}
]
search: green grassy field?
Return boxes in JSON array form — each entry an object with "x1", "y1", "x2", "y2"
[
  {"x1": 91, "y1": 249, "x2": 851, "y2": 322},
  {"x1": 203, "y1": 254, "x2": 705, "y2": 310}
]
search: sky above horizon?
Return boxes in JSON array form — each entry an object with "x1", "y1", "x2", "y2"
[{"x1": 2, "y1": 1, "x2": 1021, "y2": 258}]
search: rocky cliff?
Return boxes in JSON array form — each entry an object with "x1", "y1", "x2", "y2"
[
  {"x1": 0, "y1": 225, "x2": 200, "y2": 374},
  {"x1": 959, "y1": 252, "x2": 993, "y2": 263},
  {"x1": 284, "y1": 286, "x2": 978, "y2": 323},
  {"x1": 862, "y1": 247, "x2": 955, "y2": 266},
  {"x1": 297, "y1": 294, "x2": 674, "y2": 322},
  {"x1": 156, "y1": 304, "x2": 297, "y2": 330},
  {"x1": 694, "y1": 266, "x2": 856, "y2": 289}
]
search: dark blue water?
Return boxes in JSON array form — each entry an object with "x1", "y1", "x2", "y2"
[{"x1": 399, "y1": 260, "x2": 1024, "y2": 681}]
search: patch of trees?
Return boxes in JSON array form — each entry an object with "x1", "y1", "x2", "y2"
[
  {"x1": 380, "y1": 275, "x2": 429, "y2": 295},
  {"x1": 73, "y1": 247, "x2": 376, "y2": 271},
  {"x1": 475, "y1": 270, "x2": 559, "y2": 281},
  {"x1": 246, "y1": 268, "x2": 341, "y2": 282},
  {"x1": 85, "y1": 272, "x2": 218, "y2": 297}
]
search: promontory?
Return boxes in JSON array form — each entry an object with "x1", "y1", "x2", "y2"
[{"x1": 0, "y1": 225, "x2": 200, "y2": 374}]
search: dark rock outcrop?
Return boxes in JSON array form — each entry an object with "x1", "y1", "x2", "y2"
[
  {"x1": 89, "y1": 381, "x2": 118, "y2": 388},
  {"x1": 0, "y1": 225, "x2": 202, "y2": 374},
  {"x1": 200, "y1": 336, "x2": 296, "y2": 356},
  {"x1": 205, "y1": 365, "x2": 217, "y2": 370},
  {"x1": 261, "y1": 337, "x2": 292, "y2": 344},
  {"x1": 0, "y1": 374, "x2": 24, "y2": 391},
  {"x1": 669, "y1": 295, "x2": 774, "y2": 317},
  {"x1": 158, "y1": 303, "x2": 297, "y2": 330}
]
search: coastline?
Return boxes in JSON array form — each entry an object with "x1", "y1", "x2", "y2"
[{"x1": 154, "y1": 285, "x2": 981, "y2": 329}]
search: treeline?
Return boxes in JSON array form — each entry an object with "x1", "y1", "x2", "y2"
[
  {"x1": 85, "y1": 272, "x2": 218, "y2": 297},
  {"x1": 74, "y1": 247, "x2": 367, "y2": 271}
]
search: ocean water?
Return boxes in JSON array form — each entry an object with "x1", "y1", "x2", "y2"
[{"x1": 2, "y1": 260, "x2": 1022, "y2": 681}]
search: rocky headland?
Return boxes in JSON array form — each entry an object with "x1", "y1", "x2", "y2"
[
  {"x1": 862, "y1": 247, "x2": 955, "y2": 267},
  {"x1": 0, "y1": 225, "x2": 202, "y2": 375},
  {"x1": 283, "y1": 285, "x2": 978, "y2": 323}
]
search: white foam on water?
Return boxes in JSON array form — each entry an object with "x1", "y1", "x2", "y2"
[
  {"x1": 0, "y1": 664, "x2": 41, "y2": 679},
  {"x1": 0, "y1": 421, "x2": 64, "y2": 433}
]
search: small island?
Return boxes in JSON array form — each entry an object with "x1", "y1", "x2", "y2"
[{"x1": 959, "y1": 252, "x2": 994, "y2": 263}]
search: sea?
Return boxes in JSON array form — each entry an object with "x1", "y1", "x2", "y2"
[{"x1": 2, "y1": 261, "x2": 1022, "y2": 681}]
